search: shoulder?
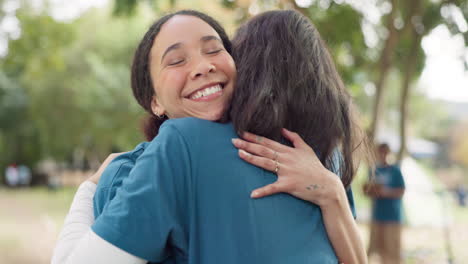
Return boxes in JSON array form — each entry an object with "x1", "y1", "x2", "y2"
[
  {"x1": 388, "y1": 164, "x2": 405, "y2": 186},
  {"x1": 94, "y1": 142, "x2": 150, "y2": 217},
  {"x1": 157, "y1": 118, "x2": 231, "y2": 144},
  {"x1": 97, "y1": 142, "x2": 149, "y2": 190},
  {"x1": 140, "y1": 119, "x2": 203, "y2": 162},
  {"x1": 161, "y1": 117, "x2": 222, "y2": 134},
  {"x1": 164, "y1": 117, "x2": 214, "y2": 128}
]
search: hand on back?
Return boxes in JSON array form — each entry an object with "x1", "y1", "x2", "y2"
[{"x1": 232, "y1": 128, "x2": 343, "y2": 208}]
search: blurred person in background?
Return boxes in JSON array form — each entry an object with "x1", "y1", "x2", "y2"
[
  {"x1": 454, "y1": 184, "x2": 466, "y2": 207},
  {"x1": 364, "y1": 143, "x2": 405, "y2": 264},
  {"x1": 18, "y1": 164, "x2": 32, "y2": 186},
  {"x1": 5, "y1": 163, "x2": 20, "y2": 187}
]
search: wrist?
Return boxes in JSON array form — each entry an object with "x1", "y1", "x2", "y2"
[
  {"x1": 379, "y1": 187, "x2": 396, "y2": 198},
  {"x1": 317, "y1": 171, "x2": 346, "y2": 209}
]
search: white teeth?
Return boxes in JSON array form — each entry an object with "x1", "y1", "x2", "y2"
[{"x1": 190, "y1": 84, "x2": 222, "y2": 99}]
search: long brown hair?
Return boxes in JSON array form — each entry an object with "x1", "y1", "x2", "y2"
[{"x1": 227, "y1": 10, "x2": 370, "y2": 188}]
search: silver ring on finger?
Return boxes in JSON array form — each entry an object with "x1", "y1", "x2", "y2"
[{"x1": 274, "y1": 160, "x2": 280, "y2": 174}]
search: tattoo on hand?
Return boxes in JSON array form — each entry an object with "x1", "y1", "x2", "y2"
[
  {"x1": 256, "y1": 135, "x2": 263, "y2": 143},
  {"x1": 306, "y1": 184, "x2": 323, "y2": 191}
]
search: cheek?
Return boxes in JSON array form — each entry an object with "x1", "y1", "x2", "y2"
[
  {"x1": 155, "y1": 71, "x2": 186, "y2": 97},
  {"x1": 217, "y1": 54, "x2": 237, "y2": 79},
  {"x1": 168, "y1": 70, "x2": 187, "y2": 84}
]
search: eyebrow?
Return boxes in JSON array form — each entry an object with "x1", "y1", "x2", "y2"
[
  {"x1": 160, "y1": 35, "x2": 222, "y2": 63},
  {"x1": 161, "y1": 43, "x2": 182, "y2": 63},
  {"x1": 200, "y1": 35, "x2": 222, "y2": 43}
]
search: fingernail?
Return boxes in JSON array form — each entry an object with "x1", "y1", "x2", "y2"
[
  {"x1": 251, "y1": 191, "x2": 258, "y2": 198},
  {"x1": 231, "y1": 138, "x2": 238, "y2": 145},
  {"x1": 239, "y1": 149, "x2": 249, "y2": 156}
]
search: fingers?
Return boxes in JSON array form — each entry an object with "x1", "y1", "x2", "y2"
[
  {"x1": 232, "y1": 138, "x2": 279, "y2": 161},
  {"x1": 98, "y1": 152, "x2": 127, "y2": 173},
  {"x1": 238, "y1": 149, "x2": 278, "y2": 172},
  {"x1": 241, "y1": 132, "x2": 290, "y2": 153},
  {"x1": 251, "y1": 182, "x2": 284, "y2": 198},
  {"x1": 104, "y1": 152, "x2": 126, "y2": 164},
  {"x1": 281, "y1": 128, "x2": 307, "y2": 149}
]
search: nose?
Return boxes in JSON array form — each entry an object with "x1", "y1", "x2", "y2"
[{"x1": 190, "y1": 58, "x2": 216, "y2": 79}]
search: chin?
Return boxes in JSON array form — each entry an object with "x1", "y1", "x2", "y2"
[{"x1": 203, "y1": 110, "x2": 224, "y2": 121}]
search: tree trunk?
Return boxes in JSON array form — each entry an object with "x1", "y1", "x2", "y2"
[
  {"x1": 169, "y1": 0, "x2": 176, "y2": 10},
  {"x1": 397, "y1": 37, "x2": 421, "y2": 161},
  {"x1": 397, "y1": 0, "x2": 423, "y2": 161},
  {"x1": 368, "y1": 0, "x2": 400, "y2": 143}
]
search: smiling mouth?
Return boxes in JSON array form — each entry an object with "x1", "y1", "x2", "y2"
[{"x1": 188, "y1": 83, "x2": 224, "y2": 100}]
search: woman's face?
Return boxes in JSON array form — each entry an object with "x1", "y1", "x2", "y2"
[{"x1": 149, "y1": 15, "x2": 236, "y2": 120}]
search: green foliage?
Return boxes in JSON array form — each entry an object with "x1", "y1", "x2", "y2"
[
  {"x1": 0, "y1": 6, "x2": 150, "y2": 171},
  {"x1": 308, "y1": 3, "x2": 371, "y2": 86},
  {"x1": 112, "y1": 0, "x2": 166, "y2": 16},
  {"x1": 113, "y1": 0, "x2": 140, "y2": 16},
  {"x1": 220, "y1": 0, "x2": 236, "y2": 9}
]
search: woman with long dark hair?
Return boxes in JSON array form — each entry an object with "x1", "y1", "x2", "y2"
[{"x1": 52, "y1": 9, "x2": 368, "y2": 264}]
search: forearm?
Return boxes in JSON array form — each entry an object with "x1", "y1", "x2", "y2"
[
  {"x1": 51, "y1": 181, "x2": 97, "y2": 264},
  {"x1": 379, "y1": 187, "x2": 405, "y2": 199},
  {"x1": 320, "y1": 180, "x2": 367, "y2": 264}
]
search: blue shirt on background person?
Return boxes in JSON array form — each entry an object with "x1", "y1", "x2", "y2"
[
  {"x1": 372, "y1": 164, "x2": 406, "y2": 223},
  {"x1": 93, "y1": 117, "x2": 356, "y2": 264}
]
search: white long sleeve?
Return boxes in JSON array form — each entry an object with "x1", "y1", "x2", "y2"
[
  {"x1": 51, "y1": 181, "x2": 97, "y2": 264},
  {"x1": 51, "y1": 181, "x2": 145, "y2": 264},
  {"x1": 64, "y1": 230, "x2": 146, "y2": 264}
]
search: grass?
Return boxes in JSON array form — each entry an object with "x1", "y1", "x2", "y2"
[
  {"x1": 0, "y1": 186, "x2": 77, "y2": 264},
  {"x1": 0, "y1": 186, "x2": 77, "y2": 219}
]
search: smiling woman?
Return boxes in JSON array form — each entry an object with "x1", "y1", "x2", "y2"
[
  {"x1": 149, "y1": 15, "x2": 236, "y2": 121},
  {"x1": 128, "y1": 10, "x2": 236, "y2": 140}
]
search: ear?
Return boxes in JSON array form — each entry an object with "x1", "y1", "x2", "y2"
[{"x1": 151, "y1": 96, "x2": 166, "y2": 117}]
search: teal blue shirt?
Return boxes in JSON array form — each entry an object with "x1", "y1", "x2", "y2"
[
  {"x1": 93, "y1": 142, "x2": 149, "y2": 218},
  {"x1": 93, "y1": 118, "x2": 356, "y2": 264},
  {"x1": 372, "y1": 164, "x2": 405, "y2": 223}
]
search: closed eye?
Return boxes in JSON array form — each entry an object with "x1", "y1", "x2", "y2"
[
  {"x1": 206, "y1": 49, "x2": 223, "y2": 55},
  {"x1": 168, "y1": 59, "x2": 184, "y2": 66}
]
